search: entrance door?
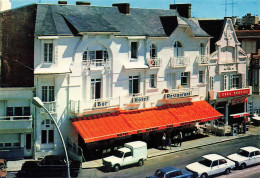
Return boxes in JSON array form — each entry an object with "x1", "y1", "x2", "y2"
[
  {"x1": 24, "y1": 134, "x2": 32, "y2": 157},
  {"x1": 91, "y1": 79, "x2": 101, "y2": 99}
]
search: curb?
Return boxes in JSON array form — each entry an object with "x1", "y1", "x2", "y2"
[{"x1": 147, "y1": 134, "x2": 253, "y2": 159}]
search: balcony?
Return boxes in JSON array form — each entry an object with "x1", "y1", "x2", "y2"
[
  {"x1": 147, "y1": 58, "x2": 161, "y2": 68},
  {"x1": 0, "y1": 116, "x2": 33, "y2": 132},
  {"x1": 170, "y1": 57, "x2": 190, "y2": 68},
  {"x1": 82, "y1": 59, "x2": 111, "y2": 70},
  {"x1": 196, "y1": 55, "x2": 210, "y2": 66},
  {"x1": 41, "y1": 101, "x2": 56, "y2": 114}
]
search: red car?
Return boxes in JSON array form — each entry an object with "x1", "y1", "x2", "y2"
[{"x1": 0, "y1": 159, "x2": 7, "y2": 178}]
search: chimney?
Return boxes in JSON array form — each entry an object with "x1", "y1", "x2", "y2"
[
  {"x1": 58, "y1": 1, "x2": 67, "y2": 4},
  {"x1": 170, "y1": 4, "x2": 191, "y2": 18},
  {"x1": 113, "y1": 3, "x2": 130, "y2": 15},
  {"x1": 76, "y1": 1, "x2": 91, "y2": 5}
]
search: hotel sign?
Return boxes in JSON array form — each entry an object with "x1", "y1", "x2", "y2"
[
  {"x1": 132, "y1": 96, "x2": 149, "y2": 103},
  {"x1": 95, "y1": 100, "x2": 110, "y2": 108},
  {"x1": 164, "y1": 92, "x2": 192, "y2": 99},
  {"x1": 218, "y1": 88, "x2": 250, "y2": 98}
]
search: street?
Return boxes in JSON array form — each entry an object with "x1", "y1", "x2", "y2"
[{"x1": 7, "y1": 135, "x2": 260, "y2": 178}]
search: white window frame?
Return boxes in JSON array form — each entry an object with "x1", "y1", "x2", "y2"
[
  {"x1": 6, "y1": 107, "x2": 30, "y2": 117},
  {"x1": 181, "y1": 72, "x2": 190, "y2": 87},
  {"x1": 82, "y1": 50, "x2": 108, "y2": 61},
  {"x1": 91, "y1": 78, "x2": 102, "y2": 100},
  {"x1": 42, "y1": 86, "x2": 55, "y2": 102},
  {"x1": 149, "y1": 74, "x2": 157, "y2": 88},
  {"x1": 150, "y1": 44, "x2": 157, "y2": 59},
  {"x1": 41, "y1": 119, "x2": 55, "y2": 144},
  {"x1": 167, "y1": 73, "x2": 176, "y2": 89},
  {"x1": 224, "y1": 75, "x2": 228, "y2": 90},
  {"x1": 43, "y1": 42, "x2": 53, "y2": 63},
  {"x1": 129, "y1": 76, "x2": 140, "y2": 95},
  {"x1": 199, "y1": 43, "x2": 205, "y2": 55},
  {"x1": 174, "y1": 41, "x2": 183, "y2": 57},
  {"x1": 199, "y1": 71, "x2": 205, "y2": 83},
  {"x1": 130, "y1": 41, "x2": 138, "y2": 60}
]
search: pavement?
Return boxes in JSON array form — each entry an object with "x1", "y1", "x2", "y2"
[{"x1": 6, "y1": 125, "x2": 260, "y2": 172}]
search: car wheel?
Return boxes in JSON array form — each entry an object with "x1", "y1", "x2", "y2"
[
  {"x1": 137, "y1": 159, "x2": 144, "y2": 166},
  {"x1": 225, "y1": 168, "x2": 231, "y2": 174},
  {"x1": 114, "y1": 164, "x2": 120, "y2": 172},
  {"x1": 200, "y1": 173, "x2": 208, "y2": 178},
  {"x1": 241, "y1": 163, "x2": 246, "y2": 169}
]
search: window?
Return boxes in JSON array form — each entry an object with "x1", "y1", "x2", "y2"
[
  {"x1": 6, "y1": 107, "x2": 30, "y2": 119},
  {"x1": 199, "y1": 71, "x2": 205, "y2": 83},
  {"x1": 42, "y1": 86, "x2": 55, "y2": 102},
  {"x1": 174, "y1": 41, "x2": 183, "y2": 57},
  {"x1": 249, "y1": 152, "x2": 255, "y2": 157},
  {"x1": 181, "y1": 72, "x2": 189, "y2": 87},
  {"x1": 124, "y1": 152, "x2": 132, "y2": 157},
  {"x1": 149, "y1": 74, "x2": 156, "y2": 88},
  {"x1": 82, "y1": 51, "x2": 88, "y2": 61},
  {"x1": 210, "y1": 76, "x2": 214, "y2": 90},
  {"x1": 41, "y1": 120, "x2": 54, "y2": 144},
  {"x1": 219, "y1": 159, "x2": 227, "y2": 165},
  {"x1": 200, "y1": 43, "x2": 205, "y2": 55},
  {"x1": 255, "y1": 151, "x2": 260, "y2": 156},
  {"x1": 82, "y1": 50, "x2": 108, "y2": 67},
  {"x1": 150, "y1": 44, "x2": 157, "y2": 59},
  {"x1": 91, "y1": 78, "x2": 101, "y2": 99},
  {"x1": 212, "y1": 160, "x2": 218, "y2": 167},
  {"x1": 129, "y1": 76, "x2": 139, "y2": 95},
  {"x1": 44, "y1": 43, "x2": 53, "y2": 62},
  {"x1": 230, "y1": 74, "x2": 240, "y2": 89},
  {"x1": 131, "y1": 42, "x2": 138, "y2": 59},
  {"x1": 224, "y1": 75, "x2": 228, "y2": 90}
]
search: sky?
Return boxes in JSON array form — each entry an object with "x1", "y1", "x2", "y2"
[{"x1": 10, "y1": 0, "x2": 260, "y2": 19}]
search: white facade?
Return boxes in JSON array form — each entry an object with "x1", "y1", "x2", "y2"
[
  {"x1": 0, "y1": 0, "x2": 11, "y2": 12},
  {"x1": 208, "y1": 18, "x2": 250, "y2": 125},
  {"x1": 33, "y1": 25, "x2": 211, "y2": 158}
]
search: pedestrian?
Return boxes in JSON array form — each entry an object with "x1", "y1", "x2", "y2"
[
  {"x1": 177, "y1": 131, "x2": 183, "y2": 146},
  {"x1": 162, "y1": 133, "x2": 166, "y2": 149},
  {"x1": 167, "y1": 138, "x2": 172, "y2": 150}
]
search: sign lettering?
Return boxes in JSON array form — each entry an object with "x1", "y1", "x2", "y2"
[
  {"x1": 132, "y1": 96, "x2": 149, "y2": 103},
  {"x1": 218, "y1": 88, "x2": 250, "y2": 98},
  {"x1": 95, "y1": 101, "x2": 110, "y2": 108},
  {"x1": 165, "y1": 92, "x2": 192, "y2": 99}
]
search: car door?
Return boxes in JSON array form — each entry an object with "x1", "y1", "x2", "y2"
[
  {"x1": 248, "y1": 152, "x2": 255, "y2": 166},
  {"x1": 209, "y1": 160, "x2": 219, "y2": 176},
  {"x1": 122, "y1": 152, "x2": 133, "y2": 166},
  {"x1": 254, "y1": 150, "x2": 260, "y2": 164},
  {"x1": 218, "y1": 159, "x2": 228, "y2": 173}
]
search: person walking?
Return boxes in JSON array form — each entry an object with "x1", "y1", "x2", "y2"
[
  {"x1": 162, "y1": 133, "x2": 166, "y2": 149},
  {"x1": 177, "y1": 131, "x2": 183, "y2": 146},
  {"x1": 167, "y1": 138, "x2": 172, "y2": 150}
]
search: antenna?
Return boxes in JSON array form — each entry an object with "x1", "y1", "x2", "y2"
[
  {"x1": 225, "y1": 0, "x2": 227, "y2": 17},
  {"x1": 221, "y1": 0, "x2": 237, "y2": 17}
]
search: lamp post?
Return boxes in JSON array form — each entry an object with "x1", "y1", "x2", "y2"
[{"x1": 32, "y1": 97, "x2": 70, "y2": 178}]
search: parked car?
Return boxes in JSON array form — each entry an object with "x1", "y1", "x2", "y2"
[
  {"x1": 0, "y1": 159, "x2": 7, "y2": 178},
  {"x1": 102, "y1": 141, "x2": 147, "y2": 172},
  {"x1": 227, "y1": 146, "x2": 260, "y2": 169},
  {"x1": 147, "y1": 166, "x2": 193, "y2": 178},
  {"x1": 185, "y1": 154, "x2": 235, "y2": 178},
  {"x1": 16, "y1": 155, "x2": 82, "y2": 177}
]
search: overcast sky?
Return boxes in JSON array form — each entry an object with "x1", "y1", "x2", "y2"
[{"x1": 11, "y1": 0, "x2": 259, "y2": 19}]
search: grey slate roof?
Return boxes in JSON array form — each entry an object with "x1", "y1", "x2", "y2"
[{"x1": 34, "y1": 4, "x2": 210, "y2": 37}]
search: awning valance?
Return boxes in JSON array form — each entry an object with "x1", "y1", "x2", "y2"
[{"x1": 71, "y1": 100, "x2": 223, "y2": 143}]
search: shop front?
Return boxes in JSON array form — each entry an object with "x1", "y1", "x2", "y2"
[{"x1": 71, "y1": 100, "x2": 223, "y2": 159}]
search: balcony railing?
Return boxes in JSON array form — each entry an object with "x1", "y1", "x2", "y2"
[
  {"x1": 0, "y1": 115, "x2": 33, "y2": 131},
  {"x1": 82, "y1": 59, "x2": 111, "y2": 70},
  {"x1": 196, "y1": 55, "x2": 210, "y2": 66},
  {"x1": 147, "y1": 58, "x2": 161, "y2": 68},
  {"x1": 41, "y1": 101, "x2": 56, "y2": 113},
  {"x1": 170, "y1": 57, "x2": 190, "y2": 68},
  {"x1": 70, "y1": 87, "x2": 199, "y2": 114}
]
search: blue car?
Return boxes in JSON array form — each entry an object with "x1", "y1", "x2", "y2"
[{"x1": 147, "y1": 166, "x2": 193, "y2": 178}]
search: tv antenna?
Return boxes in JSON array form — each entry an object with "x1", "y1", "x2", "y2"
[{"x1": 222, "y1": 0, "x2": 237, "y2": 17}]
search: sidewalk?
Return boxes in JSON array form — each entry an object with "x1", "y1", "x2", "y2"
[{"x1": 7, "y1": 125, "x2": 259, "y2": 172}]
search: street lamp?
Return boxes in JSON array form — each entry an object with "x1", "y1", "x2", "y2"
[{"x1": 32, "y1": 97, "x2": 70, "y2": 178}]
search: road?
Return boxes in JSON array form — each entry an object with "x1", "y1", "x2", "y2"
[
  {"x1": 78, "y1": 135, "x2": 260, "y2": 178},
  {"x1": 7, "y1": 135, "x2": 260, "y2": 178}
]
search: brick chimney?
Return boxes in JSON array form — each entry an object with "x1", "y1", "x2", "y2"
[
  {"x1": 76, "y1": 1, "x2": 91, "y2": 5},
  {"x1": 170, "y1": 4, "x2": 191, "y2": 18},
  {"x1": 113, "y1": 3, "x2": 130, "y2": 15},
  {"x1": 58, "y1": 1, "x2": 67, "y2": 4}
]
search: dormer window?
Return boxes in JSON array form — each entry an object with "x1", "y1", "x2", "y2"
[
  {"x1": 131, "y1": 42, "x2": 138, "y2": 59},
  {"x1": 174, "y1": 41, "x2": 183, "y2": 57},
  {"x1": 150, "y1": 44, "x2": 157, "y2": 59},
  {"x1": 200, "y1": 43, "x2": 205, "y2": 55},
  {"x1": 44, "y1": 43, "x2": 53, "y2": 63}
]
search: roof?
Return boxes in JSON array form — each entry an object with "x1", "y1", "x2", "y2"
[
  {"x1": 124, "y1": 141, "x2": 147, "y2": 148},
  {"x1": 203, "y1": 154, "x2": 225, "y2": 161},
  {"x1": 158, "y1": 166, "x2": 179, "y2": 173},
  {"x1": 33, "y1": 4, "x2": 210, "y2": 37},
  {"x1": 71, "y1": 100, "x2": 223, "y2": 143},
  {"x1": 236, "y1": 30, "x2": 260, "y2": 38},
  {"x1": 118, "y1": 147, "x2": 131, "y2": 153},
  {"x1": 240, "y1": 146, "x2": 260, "y2": 152}
]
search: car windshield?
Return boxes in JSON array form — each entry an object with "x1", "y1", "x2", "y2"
[
  {"x1": 237, "y1": 149, "x2": 249, "y2": 157},
  {"x1": 155, "y1": 170, "x2": 165, "y2": 178},
  {"x1": 114, "y1": 150, "x2": 124, "y2": 158},
  {"x1": 198, "y1": 158, "x2": 212, "y2": 167}
]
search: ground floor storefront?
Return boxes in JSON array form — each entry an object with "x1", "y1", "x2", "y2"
[{"x1": 71, "y1": 100, "x2": 223, "y2": 160}]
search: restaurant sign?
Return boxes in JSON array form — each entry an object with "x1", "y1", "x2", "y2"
[
  {"x1": 164, "y1": 92, "x2": 192, "y2": 99},
  {"x1": 218, "y1": 88, "x2": 250, "y2": 98}
]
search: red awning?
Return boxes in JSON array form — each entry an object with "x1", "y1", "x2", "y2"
[{"x1": 71, "y1": 100, "x2": 223, "y2": 143}]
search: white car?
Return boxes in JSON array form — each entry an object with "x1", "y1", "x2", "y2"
[
  {"x1": 185, "y1": 154, "x2": 235, "y2": 178},
  {"x1": 227, "y1": 146, "x2": 260, "y2": 169}
]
